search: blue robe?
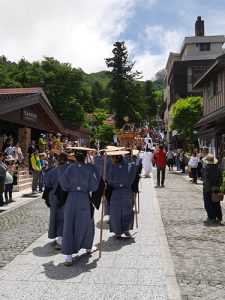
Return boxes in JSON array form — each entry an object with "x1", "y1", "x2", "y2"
[
  {"x1": 59, "y1": 162, "x2": 99, "y2": 255},
  {"x1": 94, "y1": 155, "x2": 111, "y2": 216},
  {"x1": 43, "y1": 164, "x2": 69, "y2": 239},
  {"x1": 107, "y1": 159, "x2": 137, "y2": 235}
]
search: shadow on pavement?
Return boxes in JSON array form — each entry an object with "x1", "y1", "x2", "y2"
[
  {"x1": 42, "y1": 254, "x2": 99, "y2": 280},
  {"x1": 95, "y1": 220, "x2": 110, "y2": 230},
  {"x1": 22, "y1": 193, "x2": 39, "y2": 198},
  {"x1": 95, "y1": 235, "x2": 136, "y2": 253},
  {"x1": 33, "y1": 241, "x2": 59, "y2": 257}
]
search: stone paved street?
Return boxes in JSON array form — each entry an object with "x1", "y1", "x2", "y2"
[
  {"x1": 0, "y1": 197, "x2": 49, "y2": 269},
  {"x1": 153, "y1": 169, "x2": 225, "y2": 300},
  {"x1": 0, "y1": 177, "x2": 180, "y2": 300}
]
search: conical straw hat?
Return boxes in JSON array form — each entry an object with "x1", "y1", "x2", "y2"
[
  {"x1": 66, "y1": 146, "x2": 97, "y2": 152},
  {"x1": 106, "y1": 150, "x2": 129, "y2": 156}
]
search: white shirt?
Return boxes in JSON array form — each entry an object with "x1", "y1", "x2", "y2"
[{"x1": 188, "y1": 156, "x2": 198, "y2": 168}]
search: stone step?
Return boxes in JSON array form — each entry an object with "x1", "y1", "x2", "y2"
[
  {"x1": 18, "y1": 177, "x2": 33, "y2": 185},
  {"x1": 18, "y1": 170, "x2": 30, "y2": 175},
  {"x1": 18, "y1": 173, "x2": 33, "y2": 180},
  {"x1": 13, "y1": 182, "x2": 32, "y2": 192}
]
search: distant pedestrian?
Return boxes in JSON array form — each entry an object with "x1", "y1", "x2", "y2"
[
  {"x1": 142, "y1": 148, "x2": 153, "y2": 177},
  {"x1": 31, "y1": 149, "x2": 42, "y2": 194},
  {"x1": 179, "y1": 150, "x2": 185, "y2": 173},
  {"x1": 28, "y1": 140, "x2": 36, "y2": 173},
  {"x1": 202, "y1": 154, "x2": 223, "y2": 224},
  {"x1": 197, "y1": 148, "x2": 203, "y2": 179},
  {"x1": 13, "y1": 142, "x2": 24, "y2": 165},
  {"x1": 38, "y1": 134, "x2": 47, "y2": 153},
  {"x1": 175, "y1": 150, "x2": 181, "y2": 171},
  {"x1": 4, "y1": 155, "x2": 16, "y2": 203},
  {"x1": 0, "y1": 152, "x2": 7, "y2": 206},
  {"x1": 167, "y1": 147, "x2": 174, "y2": 171},
  {"x1": 188, "y1": 152, "x2": 198, "y2": 184},
  {"x1": 155, "y1": 144, "x2": 167, "y2": 187}
]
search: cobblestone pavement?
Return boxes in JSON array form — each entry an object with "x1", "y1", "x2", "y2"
[
  {"x1": 153, "y1": 169, "x2": 225, "y2": 300},
  {"x1": 0, "y1": 197, "x2": 49, "y2": 269},
  {"x1": 0, "y1": 178, "x2": 179, "y2": 300}
]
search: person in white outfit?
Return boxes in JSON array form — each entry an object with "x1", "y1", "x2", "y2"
[
  {"x1": 142, "y1": 148, "x2": 153, "y2": 177},
  {"x1": 188, "y1": 152, "x2": 199, "y2": 184}
]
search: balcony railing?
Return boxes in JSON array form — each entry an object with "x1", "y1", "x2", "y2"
[{"x1": 204, "y1": 92, "x2": 224, "y2": 115}]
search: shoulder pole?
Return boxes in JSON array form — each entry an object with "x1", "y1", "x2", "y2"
[
  {"x1": 99, "y1": 153, "x2": 107, "y2": 258},
  {"x1": 131, "y1": 147, "x2": 138, "y2": 229}
]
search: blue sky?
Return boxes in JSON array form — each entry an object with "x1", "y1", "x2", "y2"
[{"x1": 0, "y1": 0, "x2": 225, "y2": 80}]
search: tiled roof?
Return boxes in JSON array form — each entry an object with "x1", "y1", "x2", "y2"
[
  {"x1": 0, "y1": 87, "x2": 51, "y2": 107},
  {"x1": 0, "y1": 87, "x2": 43, "y2": 94}
]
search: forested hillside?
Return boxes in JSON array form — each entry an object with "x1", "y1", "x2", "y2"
[{"x1": 0, "y1": 52, "x2": 165, "y2": 132}]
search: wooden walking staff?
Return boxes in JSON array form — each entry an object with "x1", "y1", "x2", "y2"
[
  {"x1": 138, "y1": 192, "x2": 140, "y2": 213},
  {"x1": 130, "y1": 148, "x2": 138, "y2": 229},
  {"x1": 99, "y1": 153, "x2": 107, "y2": 258}
]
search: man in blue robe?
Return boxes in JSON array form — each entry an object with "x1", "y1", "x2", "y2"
[{"x1": 106, "y1": 151, "x2": 137, "y2": 238}]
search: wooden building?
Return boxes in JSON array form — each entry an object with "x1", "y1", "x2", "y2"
[
  {"x1": 193, "y1": 53, "x2": 225, "y2": 161},
  {"x1": 0, "y1": 88, "x2": 93, "y2": 156},
  {"x1": 164, "y1": 16, "x2": 225, "y2": 144}
]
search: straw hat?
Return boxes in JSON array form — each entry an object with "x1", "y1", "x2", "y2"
[
  {"x1": 202, "y1": 154, "x2": 218, "y2": 165},
  {"x1": 50, "y1": 149, "x2": 62, "y2": 155},
  {"x1": 66, "y1": 146, "x2": 97, "y2": 152},
  {"x1": 106, "y1": 150, "x2": 129, "y2": 156},
  {"x1": 67, "y1": 154, "x2": 76, "y2": 161},
  {"x1": 99, "y1": 146, "x2": 126, "y2": 152},
  {"x1": 132, "y1": 149, "x2": 139, "y2": 156},
  {"x1": 5, "y1": 155, "x2": 15, "y2": 161}
]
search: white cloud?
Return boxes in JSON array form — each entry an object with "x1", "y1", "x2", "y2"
[
  {"x1": 0, "y1": 0, "x2": 135, "y2": 72},
  {"x1": 132, "y1": 26, "x2": 184, "y2": 80},
  {"x1": 139, "y1": 0, "x2": 158, "y2": 8}
]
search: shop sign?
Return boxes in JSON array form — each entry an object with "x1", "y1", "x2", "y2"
[{"x1": 23, "y1": 109, "x2": 37, "y2": 122}]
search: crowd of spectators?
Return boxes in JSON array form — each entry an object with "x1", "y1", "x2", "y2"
[
  {"x1": 0, "y1": 132, "x2": 85, "y2": 203},
  {"x1": 0, "y1": 128, "x2": 213, "y2": 205}
]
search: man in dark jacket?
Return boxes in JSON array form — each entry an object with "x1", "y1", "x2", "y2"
[
  {"x1": 202, "y1": 154, "x2": 223, "y2": 224},
  {"x1": 155, "y1": 144, "x2": 167, "y2": 187}
]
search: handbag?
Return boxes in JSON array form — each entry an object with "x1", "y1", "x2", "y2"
[
  {"x1": 212, "y1": 192, "x2": 224, "y2": 203},
  {"x1": 5, "y1": 171, "x2": 13, "y2": 184}
]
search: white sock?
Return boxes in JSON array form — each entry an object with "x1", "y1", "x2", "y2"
[
  {"x1": 57, "y1": 236, "x2": 62, "y2": 245},
  {"x1": 66, "y1": 255, "x2": 72, "y2": 263},
  {"x1": 86, "y1": 245, "x2": 97, "y2": 253}
]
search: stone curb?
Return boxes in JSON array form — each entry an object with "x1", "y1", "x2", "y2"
[
  {"x1": 0, "y1": 195, "x2": 42, "y2": 216},
  {"x1": 151, "y1": 176, "x2": 182, "y2": 300}
]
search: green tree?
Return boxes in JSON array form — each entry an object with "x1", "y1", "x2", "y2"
[
  {"x1": 93, "y1": 108, "x2": 108, "y2": 127},
  {"x1": 95, "y1": 124, "x2": 115, "y2": 145},
  {"x1": 0, "y1": 56, "x2": 21, "y2": 88},
  {"x1": 105, "y1": 41, "x2": 142, "y2": 128},
  {"x1": 62, "y1": 97, "x2": 86, "y2": 124},
  {"x1": 170, "y1": 96, "x2": 203, "y2": 141}
]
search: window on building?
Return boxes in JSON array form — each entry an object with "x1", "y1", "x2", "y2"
[
  {"x1": 192, "y1": 66, "x2": 209, "y2": 82},
  {"x1": 207, "y1": 80, "x2": 213, "y2": 99},
  {"x1": 200, "y1": 43, "x2": 210, "y2": 51},
  {"x1": 213, "y1": 73, "x2": 222, "y2": 95},
  {"x1": 207, "y1": 73, "x2": 222, "y2": 99}
]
